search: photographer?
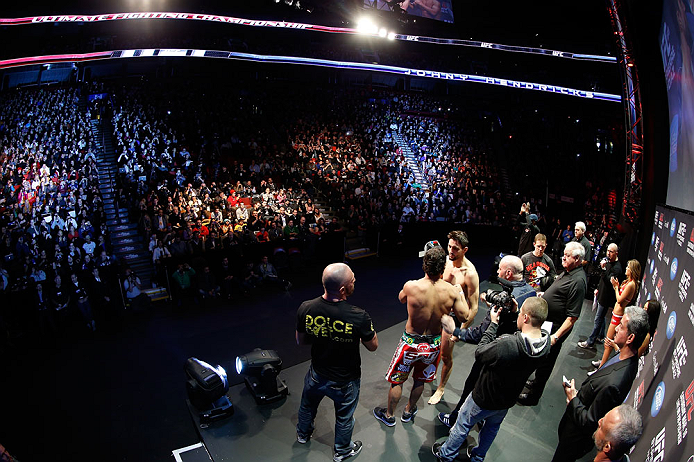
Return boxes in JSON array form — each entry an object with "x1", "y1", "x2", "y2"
[
  {"x1": 433, "y1": 297, "x2": 551, "y2": 461},
  {"x1": 123, "y1": 268, "x2": 151, "y2": 312},
  {"x1": 438, "y1": 255, "x2": 536, "y2": 427}
]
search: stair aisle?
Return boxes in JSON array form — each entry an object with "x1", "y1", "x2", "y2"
[
  {"x1": 392, "y1": 132, "x2": 429, "y2": 190},
  {"x1": 88, "y1": 108, "x2": 162, "y2": 298}
]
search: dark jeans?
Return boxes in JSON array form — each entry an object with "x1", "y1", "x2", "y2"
[
  {"x1": 586, "y1": 302, "x2": 608, "y2": 345},
  {"x1": 449, "y1": 359, "x2": 482, "y2": 422},
  {"x1": 297, "y1": 365, "x2": 360, "y2": 456},
  {"x1": 439, "y1": 395, "x2": 509, "y2": 462}
]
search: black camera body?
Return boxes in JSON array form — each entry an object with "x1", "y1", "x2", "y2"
[{"x1": 485, "y1": 282, "x2": 515, "y2": 313}]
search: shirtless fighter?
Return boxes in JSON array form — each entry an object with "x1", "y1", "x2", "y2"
[
  {"x1": 428, "y1": 230, "x2": 479, "y2": 405},
  {"x1": 374, "y1": 245, "x2": 470, "y2": 426}
]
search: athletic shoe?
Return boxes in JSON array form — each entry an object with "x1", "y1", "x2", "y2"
[
  {"x1": 373, "y1": 407, "x2": 396, "y2": 427},
  {"x1": 587, "y1": 369, "x2": 597, "y2": 376},
  {"x1": 296, "y1": 432, "x2": 310, "y2": 444},
  {"x1": 577, "y1": 340, "x2": 594, "y2": 349},
  {"x1": 438, "y1": 412, "x2": 452, "y2": 428},
  {"x1": 432, "y1": 442, "x2": 444, "y2": 461},
  {"x1": 401, "y1": 406, "x2": 418, "y2": 423},
  {"x1": 591, "y1": 360, "x2": 601, "y2": 368},
  {"x1": 597, "y1": 337, "x2": 605, "y2": 343},
  {"x1": 333, "y1": 441, "x2": 362, "y2": 462}
]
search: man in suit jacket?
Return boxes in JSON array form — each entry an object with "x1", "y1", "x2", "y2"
[{"x1": 552, "y1": 306, "x2": 649, "y2": 461}]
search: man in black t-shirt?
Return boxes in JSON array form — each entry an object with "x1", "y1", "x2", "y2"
[
  {"x1": 521, "y1": 233, "x2": 557, "y2": 292},
  {"x1": 296, "y1": 263, "x2": 378, "y2": 462},
  {"x1": 578, "y1": 243, "x2": 622, "y2": 349},
  {"x1": 518, "y1": 241, "x2": 586, "y2": 406},
  {"x1": 573, "y1": 221, "x2": 592, "y2": 269}
]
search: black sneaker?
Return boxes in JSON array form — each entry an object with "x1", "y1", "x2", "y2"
[
  {"x1": 438, "y1": 412, "x2": 452, "y2": 428},
  {"x1": 401, "y1": 405, "x2": 418, "y2": 423},
  {"x1": 373, "y1": 407, "x2": 396, "y2": 427},
  {"x1": 432, "y1": 442, "x2": 444, "y2": 461},
  {"x1": 333, "y1": 441, "x2": 362, "y2": 462}
]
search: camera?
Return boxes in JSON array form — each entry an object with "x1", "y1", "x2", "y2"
[{"x1": 485, "y1": 284, "x2": 515, "y2": 313}]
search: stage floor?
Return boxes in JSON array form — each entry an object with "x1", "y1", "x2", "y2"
[{"x1": 189, "y1": 301, "x2": 600, "y2": 462}]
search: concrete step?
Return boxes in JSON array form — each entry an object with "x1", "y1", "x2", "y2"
[
  {"x1": 106, "y1": 218, "x2": 130, "y2": 226},
  {"x1": 109, "y1": 236, "x2": 141, "y2": 245},
  {"x1": 112, "y1": 229, "x2": 139, "y2": 239},
  {"x1": 110, "y1": 223, "x2": 138, "y2": 232}
]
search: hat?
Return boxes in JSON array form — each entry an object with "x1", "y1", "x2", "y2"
[
  {"x1": 529, "y1": 214, "x2": 538, "y2": 222},
  {"x1": 419, "y1": 240, "x2": 442, "y2": 258}
]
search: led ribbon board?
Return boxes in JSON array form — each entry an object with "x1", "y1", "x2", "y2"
[
  {"x1": 0, "y1": 49, "x2": 621, "y2": 102},
  {"x1": 0, "y1": 12, "x2": 616, "y2": 63}
]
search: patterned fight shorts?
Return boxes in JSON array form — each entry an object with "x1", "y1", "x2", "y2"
[{"x1": 385, "y1": 332, "x2": 442, "y2": 384}]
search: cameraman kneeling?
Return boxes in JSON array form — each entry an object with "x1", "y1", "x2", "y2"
[{"x1": 438, "y1": 255, "x2": 536, "y2": 427}]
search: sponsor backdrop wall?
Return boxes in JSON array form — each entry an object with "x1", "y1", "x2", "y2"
[{"x1": 630, "y1": 204, "x2": 694, "y2": 461}]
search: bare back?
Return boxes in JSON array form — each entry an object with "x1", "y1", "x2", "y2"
[{"x1": 400, "y1": 277, "x2": 467, "y2": 335}]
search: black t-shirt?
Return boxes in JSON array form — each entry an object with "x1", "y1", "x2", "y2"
[
  {"x1": 543, "y1": 266, "x2": 587, "y2": 332},
  {"x1": 296, "y1": 296, "x2": 375, "y2": 382},
  {"x1": 521, "y1": 251, "x2": 557, "y2": 292},
  {"x1": 575, "y1": 235, "x2": 593, "y2": 266},
  {"x1": 597, "y1": 260, "x2": 623, "y2": 307}
]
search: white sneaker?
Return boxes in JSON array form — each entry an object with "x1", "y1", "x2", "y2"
[
  {"x1": 587, "y1": 369, "x2": 597, "y2": 376},
  {"x1": 591, "y1": 360, "x2": 601, "y2": 368}
]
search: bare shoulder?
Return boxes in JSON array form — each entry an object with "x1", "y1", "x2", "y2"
[
  {"x1": 403, "y1": 278, "x2": 424, "y2": 291},
  {"x1": 463, "y1": 259, "x2": 479, "y2": 279}
]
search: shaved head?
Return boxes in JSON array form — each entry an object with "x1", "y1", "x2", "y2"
[{"x1": 322, "y1": 263, "x2": 354, "y2": 293}]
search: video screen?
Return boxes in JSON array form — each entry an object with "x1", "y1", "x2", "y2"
[
  {"x1": 661, "y1": 0, "x2": 694, "y2": 212},
  {"x1": 364, "y1": 0, "x2": 454, "y2": 24}
]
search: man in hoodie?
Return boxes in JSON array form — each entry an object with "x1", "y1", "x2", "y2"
[
  {"x1": 437, "y1": 255, "x2": 536, "y2": 428},
  {"x1": 432, "y1": 296, "x2": 551, "y2": 462}
]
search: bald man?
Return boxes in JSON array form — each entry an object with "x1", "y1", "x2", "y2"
[{"x1": 296, "y1": 263, "x2": 378, "y2": 462}]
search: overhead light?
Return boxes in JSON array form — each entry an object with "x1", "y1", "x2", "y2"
[
  {"x1": 387, "y1": 32, "x2": 396, "y2": 40},
  {"x1": 378, "y1": 28, "x2": 387, "y2": 38}
]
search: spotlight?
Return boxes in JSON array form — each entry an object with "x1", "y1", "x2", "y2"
[
  {"x1": 236, "y1": 349, "x2": 288, "y2": 404},
  {"x1": 184, "y1": 358, "x2": 234, "y2": 425},
  {"x1": 378, "y1": 28, "x2": 388, "y2": 38},
  {"x1": 387, "y1": 32, "x2": 396, "y2": 40}
]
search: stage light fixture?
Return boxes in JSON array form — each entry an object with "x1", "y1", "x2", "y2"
[
  {"x1": 236, "y1": 349, "x2": 288, "y2": 404},
  {"x1": 185, "y1": 357, "x2": 234, "y2": 425}
]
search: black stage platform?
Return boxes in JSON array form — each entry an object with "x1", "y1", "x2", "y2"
[
  {"x1": 2, "y1": 250, "x2": 604, "y2": 462},
  {"x1": 186, "y1": 300, "x2": 600, "y2": 462}
]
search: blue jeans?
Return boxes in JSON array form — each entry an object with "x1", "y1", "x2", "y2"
[
  {"x1": 438, "y1": 395, "x2": 508, "y2": 462},
  {"x1": 587, "y1": 302, "x2": 608, "y2": 345},
  {"x1": 297, "y1": 365, "x2": 360, "y2": 456}
]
